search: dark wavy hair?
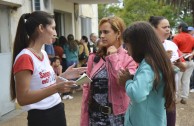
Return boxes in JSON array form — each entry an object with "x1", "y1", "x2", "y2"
[
  {"x1": 123, "y1": 21, "x2": 176, "y2": 111},
  {"x1": 81, "y1": 36, "x2": 88, "y2": 43}
]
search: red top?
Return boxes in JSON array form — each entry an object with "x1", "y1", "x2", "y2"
[
  {"x1": 173, "y1": 32, "x2": 194, "y2": 53},
  {"x1": 54, "y1": 45, "x2": 64, "y2": 62},
  {"x1": 14, "y1": 54, "x2": 34, "y2": 74}
]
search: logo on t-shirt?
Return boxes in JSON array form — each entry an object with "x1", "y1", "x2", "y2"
[{"x1": 39, "y1": 69, "x2": 55, "y2": 85}]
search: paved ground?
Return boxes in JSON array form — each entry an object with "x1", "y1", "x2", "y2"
[{"x1": 0, "y1": 91, "x2": 194, "y2": 126}]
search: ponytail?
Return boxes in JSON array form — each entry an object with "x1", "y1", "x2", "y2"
[{"x1": 10, "y1": 13, "x2": 30, "y2": 100}]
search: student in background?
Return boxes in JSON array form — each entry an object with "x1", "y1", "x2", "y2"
[
  {"x1": 51, "y1": 56, "x2": 62, "y2": 76},
  {"x1": 45, "y1": 44, "x2": 55, "y2": 61},
  {"x1": 88, "y1": 33, "x2": 98, "y2": 53},
  {"x1": 78, "y1": 36, "x2": 89, "y2": 67},
  {"x1": 64, "y1": 34, "x2": 79, "y2": 68},
  {"x1": 119, "y1": 21, "x2": 176, "y2": 126},
  {"x1": 57, "y1": 36, "x2": 68, "y2": 72}
]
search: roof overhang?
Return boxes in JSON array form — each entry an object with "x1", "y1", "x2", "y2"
[
  {"x1": 0, "y1": 0, "x2": 22, "y2": 8},
  {"x1": 67, "y1": 0, "x2": 121, "y2": 4}
]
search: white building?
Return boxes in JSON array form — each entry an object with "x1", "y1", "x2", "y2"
[{"x1": 0, "y1": 0, "x2": 121, "y2": 118}]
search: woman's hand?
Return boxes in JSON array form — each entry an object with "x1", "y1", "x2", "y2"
[
  {"x1": 174, "y1": 60, "x2": 187, "y2": 72},
  {"x1": 107, "y1": 46, "x2": 117, "y2": 55},
  {"x1": 166, "y1": 50, "x2": 173, "y2": 59},
  {"x1": 56, "y1": 81, "x2": 75, "y2": 93},
  {"x1": 118, "y1": 69, "x2": 133, "y2": 86},
  {"x1": 61, "y1": 63, "x2": 87, "y2": 80}
]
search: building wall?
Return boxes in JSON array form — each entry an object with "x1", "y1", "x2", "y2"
[
  {"x1": 10, "y1": 0, "x2": 32, "y2": 47},
  {"x1": 52, "y1": 0, "x2": 75, "y2": 38},
  {"x1": 0, "y1": 0, "x2": 32, "y2": 117},
  {"x1": 79, "y1": 4, "x2": 98, "y2": 39},
  {"x1": 53, "y1": 1, "x2": 98, "y2": 40}
]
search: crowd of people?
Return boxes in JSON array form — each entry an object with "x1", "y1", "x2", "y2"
[{"x1": 10, "y1": 10, "x2": 194, "y2": 126}]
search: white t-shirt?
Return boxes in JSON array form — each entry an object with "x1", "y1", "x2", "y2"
[
  {"x1": 163, "y1": 40, "x2": 179, "y2": 92},
  {"x1": 13, "y1": 49, "x2": 61, "y2": 111},
  {"x1": 163, "y1": 40, "x2": 179, "y2": 62}
]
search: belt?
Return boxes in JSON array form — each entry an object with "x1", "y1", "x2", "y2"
[{"x1": 89, "y1": 98, "x2": 112, "y2": 115}]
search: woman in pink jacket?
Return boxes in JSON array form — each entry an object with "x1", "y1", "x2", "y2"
[{"x1": 80, "y1": 16, "x2": 137, "y2": 126}]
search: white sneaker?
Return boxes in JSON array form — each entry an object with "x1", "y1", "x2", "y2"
[
  {"x1": 190, "y1": 89, "x2": 194, "y2": 93},
  {"x1": 68, "y1": 95, "x2": 74, "y2": 99},
  {"x1": 62, "y1": 95, "x2": 69, "y2": 100}
]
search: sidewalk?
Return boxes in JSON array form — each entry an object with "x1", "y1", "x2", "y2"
[{"x1": 0, "y1": 91, "x2": 194, "y2": 126}]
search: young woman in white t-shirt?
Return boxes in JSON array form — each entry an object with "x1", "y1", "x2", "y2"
[{"x1": 10, "y1": 11, "x2": 86, "y2": 126}]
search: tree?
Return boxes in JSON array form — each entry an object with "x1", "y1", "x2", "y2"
[
  {"x1": 158, "y1": 0, "x2": 194, "y2": 25},
  {"x1": 118, "y1": 0, "x2": 177, "y2": 26},
  {"x1": 98, "y1": 3, "x2": 122, "y2": 22}
]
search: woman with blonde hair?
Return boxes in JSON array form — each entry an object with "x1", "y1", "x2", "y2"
[{"x1": 80, "y1": 16, "x2": 137, "y2": 126}]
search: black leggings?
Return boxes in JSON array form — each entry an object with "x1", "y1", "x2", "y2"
[{"x1": 27, "y1": 103, "x2": 66, "y2": 126}]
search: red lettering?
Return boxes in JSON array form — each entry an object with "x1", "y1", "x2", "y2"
[
  {"x1": 42, "y1": 78, "x2": 49, "y2": 84},
  {"x1": 39, "y1": 71, "x2": 51, "y2": 78}
]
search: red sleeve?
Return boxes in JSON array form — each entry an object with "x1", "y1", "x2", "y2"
[
  {"x1": 173, "y1": 36, "x2": 179, "y2": 46},
  {"x1": 13, "y1": 54, "x2": 34, "y2": 74}
]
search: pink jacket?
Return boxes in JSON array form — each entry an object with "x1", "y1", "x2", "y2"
[{"x1": 80, "y1": 46, "x2": 137, "y2": 126}]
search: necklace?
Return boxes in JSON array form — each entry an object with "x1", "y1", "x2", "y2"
[{"x1": 29, "y1": 48, "x2": 43, "y2": 59}]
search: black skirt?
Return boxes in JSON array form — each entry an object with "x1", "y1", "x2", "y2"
[{"x1": 27, "y1": 102, "x2": 66, "y2": 126}]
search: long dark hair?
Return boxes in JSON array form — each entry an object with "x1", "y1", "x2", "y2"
[
  {"x1": 10, "y1": 11, "x2": 54, "y2": 101},
  {"x1": 123, "y1": 22, "x2": 176, "y2": 111},
  {"x1": 58, "y1": 36, "x2": 67, "y2": 47},
  {"x1": 67, "y1": 34, "x2": 77, "y2": 51}
]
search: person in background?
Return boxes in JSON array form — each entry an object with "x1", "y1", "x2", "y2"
[
  {"x1": 45, "y1": 44, "x2": 55, "y2": 61},
  {"x1": 64, "y1": 34, "x2": 79, "y2": 68},
  {"x1": 120, "y1": 21, "x2": 176, "y2": 126},
  {"x1": 188, "y1": 26, "x2": 194, "y2": 36},
  {"x1": 167, "y1": 31, "x2": 173, "y2": 40},
  {"x1": 62, "y1": 34, "x2": 79, "y2": 100},
  {"x1": 80, "y1": 16, "x2": 137, "y2": 126},
  {"x1": 88, "y1": 33, "x2": 98, "y2": 53},
  {"x1": 173, "y1": 22, "x2": 194, "y2": 104},
  {"x1": 96, "y1": 38, "x2": 103, "y2": 51},
  {"x1": 51, "y1": 56, "x2": 62, "y2": 76},
  {"x1": 10, "y1": 11, "x2": 86, "y2": 126},
  {"x1": 188, "y1": 26, "x2": 194, "y2": 92},
  {"x1": 53, "y1": 36, "x2": 63, "y2": 62},
  {"x1": 57, "y1": 36, "x2": 68, "y2": 72},
  {"x1": 149, "y1": 16, "x2": 186, "y2": 126},
  {"x1": 78, "y1": 36, "x2": 89, "y2": 67}
]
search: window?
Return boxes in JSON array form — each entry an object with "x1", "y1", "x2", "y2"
[
  {"x1": 34, "y1": 0, "x2": 40, "y2": 10},
  {"x1": 0, "y1": 5, "x2": 11, "y2": 53},
  {"x1": 81, "y1": 17, "x2": 92, "y2": 38}
]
